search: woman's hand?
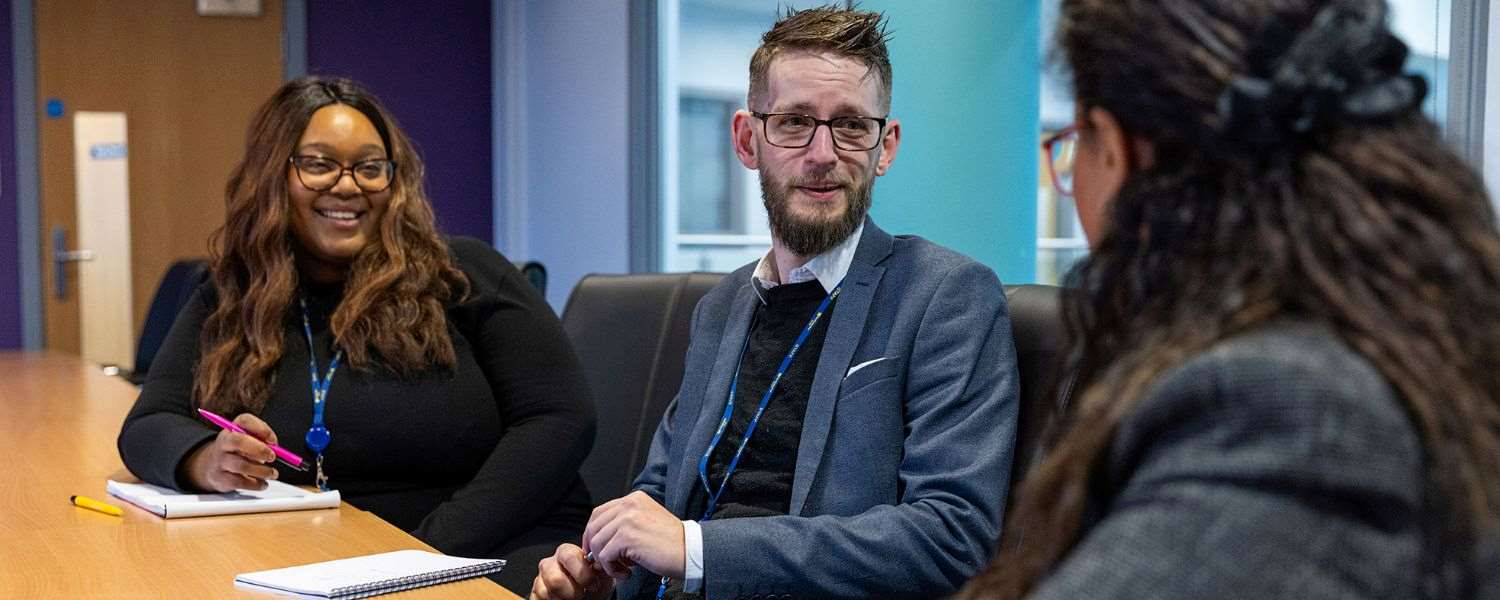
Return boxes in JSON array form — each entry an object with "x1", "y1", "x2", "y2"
[{"x1": 180, "y1": 413, "x2": 280, "y2": 492}]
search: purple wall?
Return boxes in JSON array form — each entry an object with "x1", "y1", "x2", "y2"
[
  {"x1": 0, "y1": 0, "x2": 22, "y2": 349},
  {"x1": 306, "y1": 1, "x2": 492, "y2": 243}
]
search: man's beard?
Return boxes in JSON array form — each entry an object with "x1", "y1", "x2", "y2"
[{"x1": 761, "y1": 171, "x2": 872, "y2": 258}]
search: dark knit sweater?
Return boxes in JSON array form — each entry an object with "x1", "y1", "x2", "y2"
[
  {"x1": 116, "y1": 237, "x2": 596, "y2": 558},
  {"x1": 647, "y1": 278, "x2": 836, "y2": 600}
]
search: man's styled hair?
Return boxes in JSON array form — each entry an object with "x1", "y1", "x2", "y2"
[{"x1": 748, "y1": 2, "x2": 893, "y2": 113}]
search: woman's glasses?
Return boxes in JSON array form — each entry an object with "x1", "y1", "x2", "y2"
[
  {"x1": 1042, "y1": 124, "x2": 1077, "y2": 197},
  {"x1": 289, "y1": 155, "x2": 397, "y2": 193}
]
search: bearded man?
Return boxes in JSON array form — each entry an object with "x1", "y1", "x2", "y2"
[{"x1": 532, "y1": 4, "x2": 1020, "y2": 599}]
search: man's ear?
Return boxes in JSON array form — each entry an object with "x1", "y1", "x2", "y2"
[
  {"x1": 875, "y1": 118, "x2": 900, "y2": 176},
  {"x1": 731, "y1": 109, "x2": 759, "y2": 170}
]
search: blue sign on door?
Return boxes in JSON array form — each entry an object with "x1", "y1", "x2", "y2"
[{"x1": 89, "y1": 143, "x2": 128, "y2": 160}]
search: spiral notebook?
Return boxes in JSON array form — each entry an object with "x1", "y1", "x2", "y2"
[{"x1": 233, "y1": 550, "x2": 505, "y2": 599}]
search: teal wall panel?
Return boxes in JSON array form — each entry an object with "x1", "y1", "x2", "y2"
[{"x1": 864, "y1": 0, "x2": 1040, "y2": 284}]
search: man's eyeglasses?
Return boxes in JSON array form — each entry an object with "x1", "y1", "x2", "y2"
[
  {"x1": 1042, "y1": 124, "x2": 1077, "y2": 197},
  {"x1": 752, "y1": 112, "x2": 888, "y2": 152},
  {"x1": 289, "y1": 155, "x2": 397, "y2": 193}
]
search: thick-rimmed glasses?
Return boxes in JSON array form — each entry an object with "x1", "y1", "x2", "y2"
[
  {"x1": 289, "y1": 155, "x2": 397, "y2": 193},
  {"x1": 1042, "y1": 124, "x2": 1077, "y2": 197},
  {"x1": 752, "y1": 111, "x2": 888, "y2": 151}
]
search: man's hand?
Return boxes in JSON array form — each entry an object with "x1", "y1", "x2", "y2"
[
  {"x1": 180, "y1": 413, "x2": 279, "y2": 492},
  {"x1": 582, "y1": 491, "x2": 686, "y2": 580},
  {"x1": 531, "y1": 543, "x2": 613, "y2": 600}
]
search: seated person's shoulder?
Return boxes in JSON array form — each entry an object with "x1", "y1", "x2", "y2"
[
  {"x1": 1178, "y1": 322, "x2": 1397, "y2": 407},
  {"x1": 1125, "y1": 321, "x2": 1416, "y2": 460},
  {"x1": 698, "y1": 259, "x2": 762, "y2": 305},
  {"x1": 443, "y1": 236, "x2": 516, "y2": 294},
  {"x1": 890, "y1": 234, "x2": 1004, "y2": 290},
  {"x1": 445, "y1": 235, "x2": 508, "y2": 270}
]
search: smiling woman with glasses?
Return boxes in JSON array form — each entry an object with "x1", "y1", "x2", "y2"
[{"x1": 117, "y1": 76, "x2": 597, "y2": 594}]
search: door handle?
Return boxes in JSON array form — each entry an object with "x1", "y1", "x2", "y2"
[{"x1": 52, "y1": 226, "x2": 95, "y2": 299}]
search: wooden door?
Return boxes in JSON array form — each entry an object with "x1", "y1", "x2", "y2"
[{"x1": 36, "y1": 0, "x2": 284, "y2": 356}]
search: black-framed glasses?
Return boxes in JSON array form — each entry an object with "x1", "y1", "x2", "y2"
[
  {"x1": 289, "y1": 155, "x2": 397, "y2": 193},
  {"x1": 1042, "y1": 124, "x2": 1077, "y2": 197},
  {"x1": 752, "y1": 111, "x2": 888, "y2": 151}
]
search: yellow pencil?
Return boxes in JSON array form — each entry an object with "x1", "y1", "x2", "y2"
[{"x1": 70, "y1": 495, "x2": 124, "y2": 517}]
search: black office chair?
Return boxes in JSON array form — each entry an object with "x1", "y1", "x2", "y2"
[
  {"x1": 561, "y1": 272, "x2": 724, "y2": 504},
  {"x1": 562, "y1": 275, "x2": 1067, "y2": 514},
  {"x1": 998, "y1": 283, "x2": 1068, "y2": 552},
  {"x1": 515, "y1": 261, "x2": 547, "y2": 296},
  {"x1": 1001, "y1": 284, "x2": 1067, "y2": 487},
  {"x1": 127, "y1": 259, "x2": 210, "y2": 384}
]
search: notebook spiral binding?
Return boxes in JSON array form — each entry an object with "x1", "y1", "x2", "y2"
[{"x1": 330, "y1": 560, "x2": 506, "y2": 599}]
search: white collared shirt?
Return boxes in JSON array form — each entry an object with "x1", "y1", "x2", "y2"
[
  {"x1": 680, "y1": 222, "x2": 863, "y2": 593},
  {"x1": 750, "y1": 221, "x2": 864, "y2": 302}
]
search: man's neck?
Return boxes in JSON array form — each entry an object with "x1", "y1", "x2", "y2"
[{"x1": 769, "y1": 237, "x2": 813, "y2": 285}]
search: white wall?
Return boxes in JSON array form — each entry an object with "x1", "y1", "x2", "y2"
[{"x1": 499, "y1": 0, "x2": 632, "y2": 309}]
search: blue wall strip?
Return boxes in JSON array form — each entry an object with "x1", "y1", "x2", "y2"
[{"x1": 12, "y1": 0, "x2": 42, "y2": 349}]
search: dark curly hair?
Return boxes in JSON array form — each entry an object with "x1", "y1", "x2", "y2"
[{"x1": 961, "y1": 0, "x2": 1500, "y2": 597}]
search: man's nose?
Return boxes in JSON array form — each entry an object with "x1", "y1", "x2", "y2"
[{"x1": 804, "y1": 123, "x2": 839, "y2": 164}]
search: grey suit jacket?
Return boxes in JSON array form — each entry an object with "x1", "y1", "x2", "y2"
[
  {"x1": 1030, "y1": 322, "x2": 1428, "y2": 599},
  {"x1": 624, "y1": 220, "x2": 1020, "y2": 599}
]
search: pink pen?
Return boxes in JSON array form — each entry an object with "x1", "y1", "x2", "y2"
[{"x1": 196, "y1": 408, "x2": 309, "y2": 472}]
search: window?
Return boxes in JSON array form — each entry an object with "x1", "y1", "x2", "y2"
[
  {"x1": 1391, "y1": 0, "x2": 1451, "y2": 125},
  {"x1": 1036, "y1": 0, "x2": 1085, "y2": 285},
  {"x1": 677, "y1": 95, "x2": 739, "y2": 235},
  {"x1": 659, "y1": 0, "x2": 780, "y2": 273}
]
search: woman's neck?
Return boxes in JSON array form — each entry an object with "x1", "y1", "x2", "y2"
[{"x1": 297, "y1": 255, "x2": 349, "y2": 286}]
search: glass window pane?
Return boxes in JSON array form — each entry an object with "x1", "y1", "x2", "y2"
[
  {"x1": 1034, "y1": 0, "x2": 1454, "y2": 285},
  {"x1": 660, "y1": 0, "x2": 780, "y2": 272},
  {"x1": 1390, "y1": 0, "x2": 1451, "y2": 124},
  {"x1": 678, "y1": 97, "x2": 735, "y2": 234}
]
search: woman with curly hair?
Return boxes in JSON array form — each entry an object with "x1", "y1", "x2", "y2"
[
  {"x1": 118, "y1": 76, "x2": 595, "y2": 592},
  {"x1": 958, "y1": 0, "x2": 1500, "y2": 598}
]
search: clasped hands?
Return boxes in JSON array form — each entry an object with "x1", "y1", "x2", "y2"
[{"x1": 531, "y1": 491, "x2": 685, "y2": 600}]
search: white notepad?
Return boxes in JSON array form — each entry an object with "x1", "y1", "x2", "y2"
[
  {"x1": 233, "y1": 550, "x2": 506, "y2": 599},
  {"x1": 106, "y1": 479, "x2": 340, "y2": 518}
]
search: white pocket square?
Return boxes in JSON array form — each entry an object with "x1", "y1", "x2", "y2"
[{"x1": 845, "y1": 357, "x2": 889, "y2": 379}]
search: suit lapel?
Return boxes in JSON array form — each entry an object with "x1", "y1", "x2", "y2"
[
  {"x1": 668, "y1": 280, "x2": 759, "y2": 514},
  {"x1": 789, "y1": 221, "x2": 892, "y2": 515}
]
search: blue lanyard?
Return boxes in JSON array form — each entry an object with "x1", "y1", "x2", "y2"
[
  {"x1": 299, "y1": 297, "x2": 342, "y2": 491},
  {"x1": 654, "y1": 278, "x2": 842, "y2": 599}
]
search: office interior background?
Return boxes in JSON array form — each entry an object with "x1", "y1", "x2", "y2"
[{"x1": 0, "y1": 0, "x2": 1485, "y2": 366}]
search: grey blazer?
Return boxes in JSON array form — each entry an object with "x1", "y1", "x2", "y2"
[
  {"x1": 1030, "y1": 323, "x2": 1428, "y2": 599},
  {"x1": 624, "y1": 219, "x2": 1021, "y2": 599}
]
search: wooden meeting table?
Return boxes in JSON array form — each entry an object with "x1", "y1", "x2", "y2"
[{"x1": 0, "y1": 351, "x2": 519, "y2": 599}]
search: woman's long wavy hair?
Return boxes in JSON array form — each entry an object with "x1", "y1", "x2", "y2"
[
  {"x1": 961, "y1": 0, "x2": 1500, "y2": 597},
  {"x1": 195, "y1": 76, "x2": 468, "y2": 415}
]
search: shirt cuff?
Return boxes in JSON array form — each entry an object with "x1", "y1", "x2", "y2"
[{"x1": 682, "y1": 519, "x2": 704, "y2": 593}]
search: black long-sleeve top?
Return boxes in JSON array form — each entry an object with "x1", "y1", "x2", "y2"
[{"x1": 117, "y1": 237, "x2": 596, "y2": 557}]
